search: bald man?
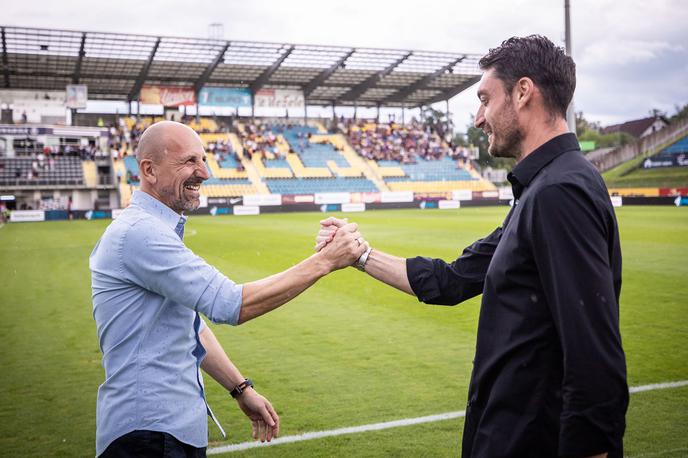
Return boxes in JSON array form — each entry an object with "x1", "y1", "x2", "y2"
[{"x1": 90, "y1": 121, "x2": 366, "y2": 457}]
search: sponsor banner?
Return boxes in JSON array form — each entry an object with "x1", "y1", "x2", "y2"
[
  {"x1": 675, "y1": 196, "x2": 688, "y2": 207},
  {"x1": 481, "y1": 191, "x2": 499, "y2": 199},
  {"x1": 348, "y1": 192, "x2": 362, "y2": 203},
  {"x1": 320, "y1": 204, "x2": 341, "y2": 212},
  {"x1": 233, "y1": 205, "x2": 260, "y2": 216},
  {"x1": 315, "y1": 192, "x2": 351, "y2": 205},
  {"x1": 659, "y1": 187, "x2": 688, "y2": 197},
  {"x1": 199, "y1": 195, "x2": 208, "y2": 209},
  {"x1": 85, "y1": 210, "x2": 110, "y2": 220},
  {"x1": 281, "y1": 194, "x2": 314, "y2": 204},
  {"x1": 498, "y1": 187, "x2": 514, "y2": 200},
  {"x1": 361, "y1": 192, "x2": 381, "y2": 204},
  {"x1": 610, "y1": 196, "x2": 623, "y2": 207},
  {"x1": 452, "y1": 189, "x2": 473, "y2": 201},
  {"x1": 44, "y1": 210, "x2": 68, "y2": 221},
  {"x1": 140, "y1": 85, "x2": 196, "y2": 107},
  {"x1": 380, "y1": 191, "x2": 414, "y2": 203},
  {"x1": 208, "y1": 197, "x2": 228, "y2": 205},
  {"x1": 10, "y1": 210, "x2": 45, "y2": 222},
  {"x1": 209, "y1": 206, "x2": 231, "y2": 216},
  {"x1": 198, "y1": 87, "x2": 252, "y2": 108},
  {"x1": 254, "y1": 88, "x2": 305, "y2": 109},
  {"x1": 294, "y1": 195, "x2": 315, "y2": 203},
  {"x1": 243, "y1": 194, "x2": 282, "y2": 206},
  {"x1": 439, "y1": 200, "x2": 461, "y2": 210},
  {"x1": 65, "y1": 84, "x2": 88, "y2": 109},
  {"x1": 0, "y1": 125, "x2": 48, "y2": 135},
  {"x1": 111, "y1": 209, "x2": 124, "y2": 219},
  {"x1": 342, "y1": 203, "x2": 366, "y2": 212},
  {"x1": 643, "y1": 154, "x2": 688, "y2": 168}
]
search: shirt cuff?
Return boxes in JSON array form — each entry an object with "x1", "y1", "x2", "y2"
[
  {"x1": 198, "y1": 276, "x2": 244, "y2": 326},
  {"x1": 406, "y1": 256, "x2": 441, "y2": 303}
]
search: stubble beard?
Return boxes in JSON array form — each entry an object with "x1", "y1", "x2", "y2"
[
  {"x1": 487, "y1": 104, "x2": 523, "y2": 159},
  {"x1": 159, "y1": 185, "x2": 200, "y2": 214}
]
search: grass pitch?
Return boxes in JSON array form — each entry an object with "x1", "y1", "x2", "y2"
[{"x1": 0, "y1": 206, "x2": 686, "y2": 457}]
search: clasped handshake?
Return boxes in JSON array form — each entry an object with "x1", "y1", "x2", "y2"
[{"x1": 314, "y1": 216, "x2": 370, "y2": 270}]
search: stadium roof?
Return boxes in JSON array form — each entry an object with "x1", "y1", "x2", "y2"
[{"x1": 1, "y1": 25, "x2": 482, "y2": 108}]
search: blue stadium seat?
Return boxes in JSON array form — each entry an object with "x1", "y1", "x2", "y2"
[
  {"x1": 264, "y1": 158, "x2": 290, "y2": 169},
  {"x1": 381, "y1": 157, "x2": 474, "y2": 182},
  {"x1": 662, "y1": 136, "x2": 688, "y2": 154},
  {"x1": 219, "y1": 156, "x2": 239, "y2": 168}
]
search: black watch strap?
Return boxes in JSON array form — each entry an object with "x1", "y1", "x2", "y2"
[{"x1": 229, "y1": 378, "x2": 253, "y2": 398}]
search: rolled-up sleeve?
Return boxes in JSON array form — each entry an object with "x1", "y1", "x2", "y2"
[
  {"x1": 121, "y1": 221, "x2": 243, "y2": 325},
  {"x1": 406, "y1": 226, "x2": 502, "y2": 305},
  {"x1": 531, "y1": 183, "x2": 628, "y2": 456}
]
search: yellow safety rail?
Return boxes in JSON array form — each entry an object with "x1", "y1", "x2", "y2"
[
  {"x1": 314, "y1": 121, "x2": 328, "y2": 134},
  {"x1": 199, "y1": 133, "x2": 230, "y2": 147},
  {"x1": 201, "y1": 184, "x2": 258, "y2": 198},
  {"x1": 119, "y1": 183, "x2": 136, "y2": 208},
  {"x1": 309, "y1": 134, "x2": 363, "y2": 177},
  {"x1": 207, "y1": 154, "x2": 248, "y2": 179},
  {"x1": 227, "y1": 133, "x2": 244, "y2": 159},
  {"x1": 367, "y1": 160, "x2": 406, "y2": 177},
  {"x1": 82, "y1": 160, "x2": 98, "y2": 187},
  {"x1": 275, "y1": 135, "x2": 291, "y2": 156},
  {"x1": 286, "y1": 153, "x2": 331, "y2": 178},
  {"x1": 187, "y1": 118, "x2": 219, "y2": 133},
  {"x1": 326, "y1": 160, "x2": 363, "y2": 177},
  {"x1": 251, "y1": 155, "x2": 293, "y2": 178}
]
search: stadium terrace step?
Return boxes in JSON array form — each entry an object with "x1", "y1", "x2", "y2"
[{"x1": 82, "y1": 160, "x2": 98, "y2": 187}]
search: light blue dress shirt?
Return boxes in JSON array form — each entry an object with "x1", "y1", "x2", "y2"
[{"x1": 90, "y1": 190, "x2": 243, "y2": 456}]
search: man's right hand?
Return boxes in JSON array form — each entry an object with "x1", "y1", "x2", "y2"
[
  {"x1": 315, "y1": 216, "x2": 348, "y2": 252},
  {"x1": 318, "y1": 221, "x2": 367, "y2": 271}
]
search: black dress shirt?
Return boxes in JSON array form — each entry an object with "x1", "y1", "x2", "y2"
[{"x1": 407, "y1": 133, "x2": 628, "y2": 457}]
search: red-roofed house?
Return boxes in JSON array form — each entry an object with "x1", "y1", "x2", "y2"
[{"x1": 601, "y1": 116, "x2": 669, "y2": 139}]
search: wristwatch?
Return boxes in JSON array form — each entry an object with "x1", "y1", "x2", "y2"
[
  {"x1": 230, "y1": 378, "x2": 254, "y2": 398},
  {"x1": 356, "y1": 247, "x2": 373, "y2": 272}
]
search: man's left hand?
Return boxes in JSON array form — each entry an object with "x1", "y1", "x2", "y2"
[{"x1": 236, "y1": 389, "x2": 280, "y2": 442}]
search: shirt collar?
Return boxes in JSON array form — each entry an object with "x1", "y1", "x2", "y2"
[
  {"x1": 130, "y1": 190, "x2": 187, "y2": 232},
  {"x1": 507, "y1": 132, "x2": 580, "y2": 199}
]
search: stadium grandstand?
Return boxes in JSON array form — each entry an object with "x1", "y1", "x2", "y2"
[
  {"x1": 0, "y1": 25, "x2": 500, "y2": 217},
  {"x1": 1, "y1": 25, "x2": 685, "y2": 219}
]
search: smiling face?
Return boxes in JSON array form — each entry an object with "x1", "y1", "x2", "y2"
[
  {"x1": 137, "y1": 122, "x2": 210, "y2": 214},
  {"x1": 474, "y1": 68, "x2": 524, "y2": 159}
]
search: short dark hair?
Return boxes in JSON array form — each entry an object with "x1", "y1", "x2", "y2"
[{"x1": 479, "y1": 35, "x2": 576, "y2": 119}]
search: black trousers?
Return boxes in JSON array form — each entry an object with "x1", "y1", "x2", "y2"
[{"x1": 100, "y1": 430, "x2": 206, "y2": 458}]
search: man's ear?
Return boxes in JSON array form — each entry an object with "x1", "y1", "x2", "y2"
[
  {"x1": 138, "y1": 159, "x2": 157, "y2": 185},
  {"x1": 514, "y1": 77, "x2": 535, "y2": 109}
]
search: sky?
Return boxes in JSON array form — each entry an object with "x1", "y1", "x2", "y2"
[{"x1": 3, "y1": 0, "x2": 688, "y2": 131}]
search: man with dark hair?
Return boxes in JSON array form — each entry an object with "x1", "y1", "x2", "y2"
[{"x1": 318, "y1": 35, "x2": 628, "y2": 457}]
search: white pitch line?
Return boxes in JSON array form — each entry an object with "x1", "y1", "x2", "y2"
[
  {"x1": 208, "y1": 411, "x2": 465, "y2": 454},
  {"x1": 208, "y1": 380, "x2": 688, "y2": 455},
  {"x1": 628, "y1": 380, "x2": 688, "y2": 393}
]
